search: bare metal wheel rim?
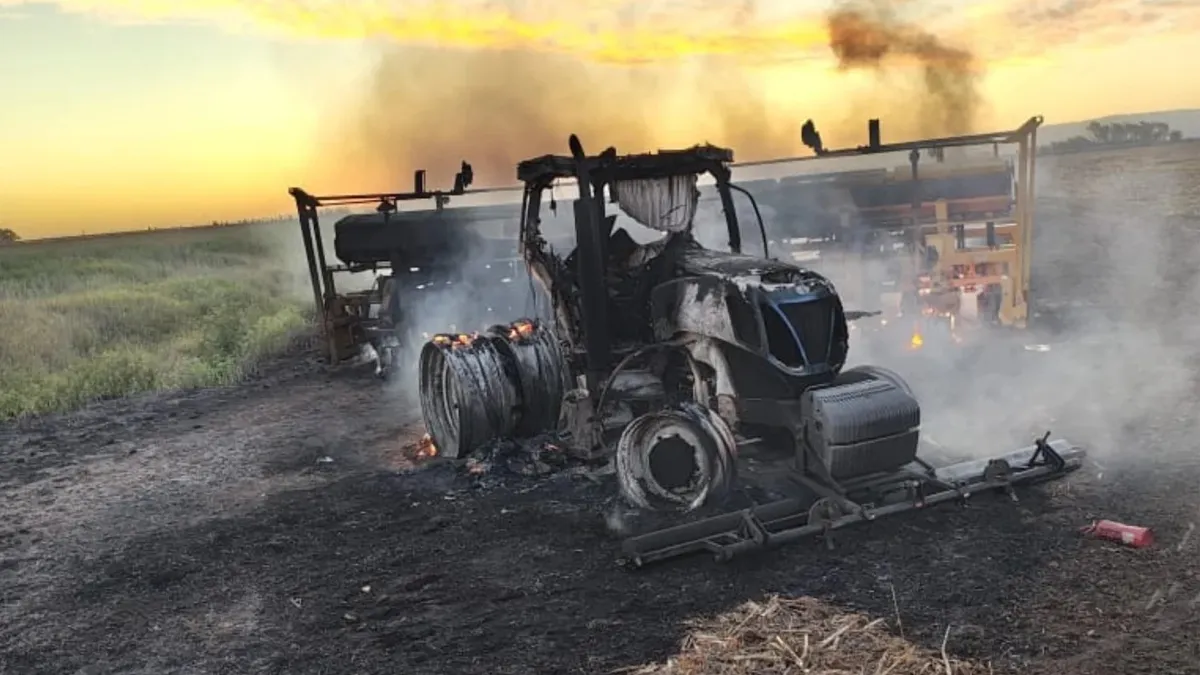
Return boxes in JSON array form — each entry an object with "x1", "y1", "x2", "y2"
[{"x1": 616, "y1": 403, "x2": 738, "y2": 512}]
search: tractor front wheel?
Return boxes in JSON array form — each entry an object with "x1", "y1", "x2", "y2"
[{"x1": 615, "y1": 403, "x2": 738, "y2": 512}]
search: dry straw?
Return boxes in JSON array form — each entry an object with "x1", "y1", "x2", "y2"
[{"x1": 623, "y1": 595, "x2": 990, "y2": 675}]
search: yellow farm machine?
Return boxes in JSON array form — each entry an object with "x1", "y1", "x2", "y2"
[{"x1": 734, "y1": 116, "x2": 1045, "y2": 358}]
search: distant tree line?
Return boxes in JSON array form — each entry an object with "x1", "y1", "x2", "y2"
[
  {"x1": 205, "y1": 214, "x2": 296, "y2": 228},
  {"x1": 1041, "y1": 119, "x2": 1186, "y2": 154},
  {"x1": 204, "y1": 209, "x2": 354, "y2": 228},
  {"x1": 1, "y1": 208, "x2": 364, "y2": 244}
]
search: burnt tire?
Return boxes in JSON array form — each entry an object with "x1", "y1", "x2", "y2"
[
  {"x1": 487, "y1": 319, "x2": 568, "y2": 437},
  {"x1": 615, "y1": 403, "x2": 738, "y2": 512},
  {"x1": 418, "y1": 335, "x2": 520, "y2": 458}
]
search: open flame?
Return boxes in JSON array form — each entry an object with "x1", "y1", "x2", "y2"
[
  {"x1": 416, "y1": 433, "x2": 438, "y2": 459},
  {"x1": 508, "y1": 319, "x2": 536, "y2": 341},
  {"x1": 432, "y1": 333, "x2": 477, "y2": 349},
  {"x1": 430, "y1": 321, "x2": 536, "y2": 350},
  {"x1": 910, "y1": 331, "x2": 924, "y2": 350}
]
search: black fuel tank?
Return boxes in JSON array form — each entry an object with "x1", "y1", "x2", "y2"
[{"x1": 332, "y1": 205, "x2": 517, "y2": 268}]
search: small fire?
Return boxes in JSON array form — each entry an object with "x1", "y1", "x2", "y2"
[
  {"x1": 910, "y1": 331, "x2": 924, "y2": 349},
  {"x1": 508, "y1": 319, "x2": 536, "y2": 341},
  {"x1": 432, "y1": 333, "x2": 476, "y2": 349},
  {"x1": 416, "y1": 433, "x2": 438, "y2": 459}
]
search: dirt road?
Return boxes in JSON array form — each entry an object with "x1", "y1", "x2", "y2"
[{"x1": 1, "y1": 347, "x2": 1198, "y2": 675}]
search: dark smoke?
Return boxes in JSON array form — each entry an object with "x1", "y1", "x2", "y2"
[
  {"x1": 827, "y1": 1, "x2": 980, "y2": 136},
  {"x1": 337, "y1": 46, "x2": 794, "y2": 188},
  {"x1": 336, "y1": 45, "x2": 798, "y2": 404}
]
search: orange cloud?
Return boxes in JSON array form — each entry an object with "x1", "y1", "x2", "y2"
[
  {"x1": 3, "y1": 0, "x2": 1194, "y2": 65},
  {"x1": 0, "y1": 1, "x2": 835, "y2": 63},
  {"x1": 5, "y1": 0, "x2": 1196, "y2": 235}
]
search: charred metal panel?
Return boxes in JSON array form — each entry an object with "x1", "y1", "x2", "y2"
[
  {"x1": 717, "y1": 344, "x2": 801, "y2": 399},
  {"x1": 673, "y1": 240, "x2": 840, "y2": 297},
  {"x1": 675, "y1": 241, "x2": 809, "y2": 281},
  {"x1": 649, "y1": 238, "x2": 850, "y2": 381},
  {"x1": 517, "y1": 144, "x2": 734, "y2": 185},
  {"x1": 649, "y1": 277, "x2": 761, "y2": 351}
]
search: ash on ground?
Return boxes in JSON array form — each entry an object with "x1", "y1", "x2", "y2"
[
  {"x1": 402, "y1": 430, "x2": 603, "y2": 487},
  {"x1": 401, "y1": 429, "x2": 829, "y2": 540},
  {"x1": 463, "y1": 433, "x2": 582, "y2": 480}
]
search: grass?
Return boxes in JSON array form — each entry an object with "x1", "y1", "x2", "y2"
[
  {"x1": 630, "y1": 594, "x2": 987, "y2": 674},
  {"x1": 0, "y1": 224, "x2": 315, "y2": 420}
]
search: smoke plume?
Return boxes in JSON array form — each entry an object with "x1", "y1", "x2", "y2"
[
  {"x1": 334, "y1": 46, "x2": 799, "y2": 189},
  {"x1": 826, "y1": 1, "x2": 981, "y2": 136}
]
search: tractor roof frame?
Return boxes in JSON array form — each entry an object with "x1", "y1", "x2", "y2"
[
  {"x1": 516, "y1": 143, "x2": 735, "y2": 184},
  {"x1": 736, "y1": 116, "x2": 1044, "y2": 169},
  {"x1": 514, "y1": 142, "x2": 750, "y2": 257}
]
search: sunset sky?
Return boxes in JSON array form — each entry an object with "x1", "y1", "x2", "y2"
[{"x1": 2, "y1": 0, "x2": 1199, "y2": 238}]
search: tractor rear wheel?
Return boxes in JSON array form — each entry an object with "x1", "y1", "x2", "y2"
[
  {"x1": 488, "y1": 319, "x2": 567, "y2": 437},
  {"x1": 418, "y1": 334, "x2": 520, "y2": 458},
  {"x1": 417, "y1": 319, "x2": 566, "y2": 459}
]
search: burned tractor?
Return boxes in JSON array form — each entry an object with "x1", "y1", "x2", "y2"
[
  {"x1": 289, "y1": 165, "x2": 551, "y2": 376},
  {"x1": 417, "y1": 132, "x2": 1085, "y2": 567}
]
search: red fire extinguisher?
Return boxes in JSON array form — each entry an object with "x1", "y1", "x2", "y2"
[{"x1": 1081, "y1": 520, "x2": 1154, "y2": 548}]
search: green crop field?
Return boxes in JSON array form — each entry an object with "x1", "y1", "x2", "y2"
[{"x1": 0, "y1": 223, "x2": 314, "y2": 419}]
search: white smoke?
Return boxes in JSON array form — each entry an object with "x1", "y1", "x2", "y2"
[
  {"x1": 836, "y1": 144, "x2": 1200, "y2": 467},
  {"x1": 378, "y1": 212, "x2": 552, "y2": 409}
]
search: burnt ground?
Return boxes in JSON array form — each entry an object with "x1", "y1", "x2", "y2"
[
  {"x1": 1, "y1": 344, "x2": 1199, "y2": 675},
  {"x1": 5, "y1": 145, "x2": 1200, "y2": 675}
]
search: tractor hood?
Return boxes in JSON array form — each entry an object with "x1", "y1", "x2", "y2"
[{"x1": 673, "y1": 238, "x2": 838, "y2": 296}]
